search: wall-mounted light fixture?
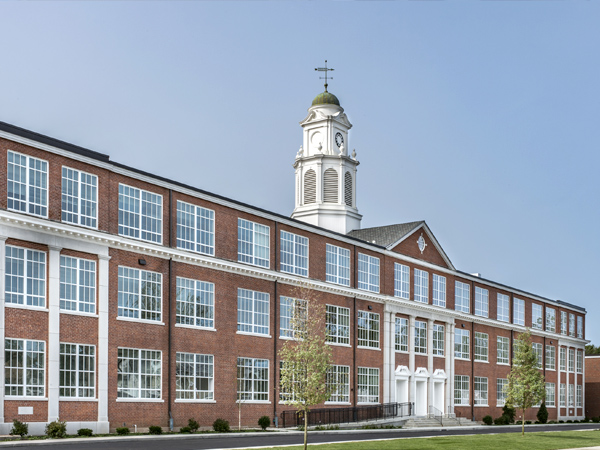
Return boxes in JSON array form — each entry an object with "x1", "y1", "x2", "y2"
[
  {"x1": 368, "y1": 305, "x2": 373, "y2": 310},
  {"x1": 138, "y1": 259, "x2": 147, "y2": 266}
]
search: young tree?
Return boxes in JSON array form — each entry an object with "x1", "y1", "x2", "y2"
[
  {"x1": 506, "y1": 330, "x2": 546, "y2": 435},
  {"x1": 278, "y1": 288, "x2": 334, "y2": 450}
]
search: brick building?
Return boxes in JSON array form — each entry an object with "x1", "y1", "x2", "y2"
[
  {"x1": 585, "y1": 356, "x2": 600, "y2": 419},
  {"x1": 0, "y1": 87, "x2": 587, "y2": 434}
]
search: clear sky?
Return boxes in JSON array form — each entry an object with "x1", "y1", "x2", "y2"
[{"x1": 0, "y1": 2, "x2": 598, "y2": 342}]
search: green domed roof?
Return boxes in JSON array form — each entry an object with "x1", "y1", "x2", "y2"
[{"x1": 311, "y1": 91, "x2": 340, "y2": 106}]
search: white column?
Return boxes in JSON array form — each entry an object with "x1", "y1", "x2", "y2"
[
  {"x1": 447, "y1": 323, "x2": 455, "y2": 416},
  {"x1": 47, "y1": 246, "x2": 62, "y2": 422},
  {"x1": 97, "y1": 254, "x2": 110, "y2": 432},
  {"x1": 557, "y1": 347, "x2": 562, "y2": 420},
  {"x1": 427, "y1": 319, "x2": 434, "y2": 412},
  {"x1": 409, "y1": 315, "x2": 416, "y2": 410},
  {"x1": 582, "y1": 349, "x2": 586, "y2": 420},
  {"x1": 0, "y1": 237, "x2": 7, "y2": 425},
  {"x1": 383, "y1": 311, "x2": 394, "y2": 404}
]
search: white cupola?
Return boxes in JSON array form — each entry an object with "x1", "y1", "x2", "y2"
[{"x1": 291, "y1": 87, "x2": 362, "y2": 234}]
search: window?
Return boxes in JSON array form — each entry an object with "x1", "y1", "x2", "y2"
[
  {"x1": 280, "y1": 296, "x2": 307, "y2": 339},
  {"x1": 280, "y1": 231, "x2": 308, "y2": 276},
  {"x1": 568, "y1": 384, "x2": 574, "y2": 407},
  {"x1": 237, "y1": 289, "x2": 269, "y2": 335},
  {"x1": 326, "y1": 305, "x2": 350, "y2": 345},
  {"x1": 7, "y1": 150, "x2": 48, "y2": 217},
  {"x1": 433, "y1": 324, "x2": 444, "y2": 356},
  {"x1": 513, "y1": 298, "x2": 525, "y2": 326},
  {"x1": 546, "y1": 383, "x2": 555, "y2": 407},
  {"x1": 474, "y1": 287, "x2": 488, "y2": 318},
  {"x1": 175, "y1": 352, "x2": 213, "y2": 400},
  {"x1": 560, "y1": 347, "x2": 566, "y2": 371},
  {"x1": 60, "y1": 255, "x2": 96, "y2": 314},
  {"x1": 327, "y1": 365, "x2": 350, "y2": 403},
  {"x1": 532, "y1": 343, "x2": 543, "y2": 368},
  {"x1": 455, "y1": 281, "x2": 470, "y2": 313},
  {"x1": 432, "y1": 274, "x2": 446, "y2": 307},
  {"x1": 576, "y1": 385, "x2": 582, "y2": 407},
  {"x1": 279, "y1": 361, "x2": 297, "y2": 402},
  {"x1": 175, "y1": 277, "x2": 214, "y2": 328},
  {"x1": 474, "y1": 377, "x2": 488, "y2": 406},
  {"x1": 546, "y1": 308, "x2": 556, "y2": 333},
  {"x1": 497, "y1": 336, "x2": 509, "y2": 364},
  {"x1": 569, "y1": 314, "x2": 575, "y2": 337},
  {"x1": 237, "y1": 358, "x2": 268, "y2": 401},
  {"x1": 576, "y1": 350, "x2": 582, "y2": 373},
  {"x1": 176, "y1": 200, "x2": 215, "y2": 255},
  {"x1": 59, "y1": 343, "x2": 95, "y2": 398},
  {"x1": 414, "y1": 321, "x2": 427, "y2": 354},
  {"x1": 546, "y1": 345, "x2": 556, "y2": 371},
  {"x1": 561, "y1": 311, "x2": 568, "y2": 335},
  {"x1": 118, "y1": 267, "x2": 162, "y2": 322},
  {"x1": 577, "y1": 316, "x2": 583, "y2": 339},
  {"x1": 4, "y1": 339, "x2": 45, "y2": 397},
  {"x1": 395, "y1": 317, "x2": 408, "y2": 352},
  {"x1": 474, "y1": 332, "x2": 488, "y2": 362},
  {"x1": 238, "y1": 219, "x2": 270, "y2": 268},
  {"x1": 532, "y1": 304, "x2": 543, "y2": 329},
  {"x1": 357, "y1": 367, "x2": 379, "y2": 403},
  {"x1": 118, "y1": 184, "x2": 162, "y2": 244},
  {"x1": 414, "y1": 269, "x2": 428, "y2": 303},
  {"x1": 62, "y1": 167, "x2": 97, "y2": 228},
  {"x1": 357, "y1": 311, "x2": 380, "y2": 349},
  {"x1": 455, "y1": 329, "x2": 470, "y2": 359},
  {"x1": 497, "y1": 378, "x2": 508, "y2": 406},
  {"x1": 394, "y1": 263, "x2": 409, "y2": 299},
  {"x1": 5, "y1": 246, "x2": 46, "y2": 308},
  {"x1": 358, "y1": 254, "x2": 379, "y2": 293},
  {"x1": 326, "y1": 244, "x2": 350, "y2": 286},
  {"x1": 568, "y1": 348, "x2": 574, "y2": 372},
  {"x1": 559, "y1": 383, "x2": 566, "y2": 407},
  {"x1": 117, "y1": 348, "x2": 161, "y2": 399},
  {"x1": 497, "y1": 293, "x2": 509, "y2": 322},
  {"x1": 454, "y1": 375, "x2": 469, "y2": 405}
]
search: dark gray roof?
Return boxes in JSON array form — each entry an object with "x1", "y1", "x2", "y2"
[{"x1": 347, "y1": 221, "x2": 425, "y2": 247}]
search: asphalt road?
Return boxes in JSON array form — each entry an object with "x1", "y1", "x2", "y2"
[{"x1": 2, "y1": 423, "x2": 599, "y2": 450}]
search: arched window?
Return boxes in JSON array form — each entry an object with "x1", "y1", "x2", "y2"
[
  {"x1": 303, "y1": 169, "x2": 316, "y2": 204},
  {"x1": 344, "y1": 172, "x2": 353, "y2": 207},
  {"x1": 323, "y1": 168, "x2": 338, "y2": 203}
]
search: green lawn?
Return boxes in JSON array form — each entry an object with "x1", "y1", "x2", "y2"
[{"x1": 254, "y1": 430, "x2": 600, "y2": 450}]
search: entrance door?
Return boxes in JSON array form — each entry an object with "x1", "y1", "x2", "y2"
[
  {"x1": 415, "y1": 380, "x2": 427, "y2": 416},
  {"x1": 396, "y1": 379, "x2": 408, "y2": 404},
  {"x1": 433, "y1": 381, "x2": 444, "y2": 414}
]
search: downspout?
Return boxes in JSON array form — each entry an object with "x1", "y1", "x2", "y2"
[
  {"x1": 471, "y1": 280, "x2": 475, "y2": 422},
  {"x1": 353, "y1": 244, "x2": 357, "y2": 407},
  {"x1": 273, "y1": 222, "x2": 278, "y2": 426},
  {"x1": 168, "y1": 189, "x2": 173, "y2": 431}
]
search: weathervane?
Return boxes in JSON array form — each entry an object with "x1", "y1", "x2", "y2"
[{"x1": 315, "y1": 60, "x2": 334, "y2": 92}]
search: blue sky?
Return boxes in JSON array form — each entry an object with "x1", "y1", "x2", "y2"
[{"x1": 0, "y1": 2, "x2": 598, "y2": 342}]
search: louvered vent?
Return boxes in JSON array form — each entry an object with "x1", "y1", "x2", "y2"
[
  {"x1": 323, "y1": 168, "x2": 338, "y2": 203},
  {"x1": 344, "y1": 172, "x2": 353, "y2": 207},
  {"x1": 304, "y1": 169, "x2": 316, "y2": 204}
]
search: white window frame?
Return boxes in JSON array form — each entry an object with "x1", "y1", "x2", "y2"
[
  {"x1": 497, "y1": 336, "x2": 509, "y2": 365},
  {"x1": 118, "y1": 183, "x2": 163, "y2": 244},
  {"x1": 474, "y1": 332, "x2": 488, "y2": 362},
  {"x1": 326, "y1": 304, "x2": 350, "y2": 345},
  {"x1": 60, "y1": 255, "x2": 96, "y2": 314},
  {"x1": 326, "y1": 244, "x2": 350, "y2": 287},
  {"x1": 237, "y1": 288, "x2": 270, "y2": 336},
  {"x1": 559, "y1": 383, "x2": 566, "y2": 407},
  {"x1": 474, "y1": 287, "x2": 488, "y2": 318},
  {"x1": 532, "y1": 343, "x2": 543, "y2": 368},
  {"x1": 546, "y1": 345, "x2": 556, "y2": 371},
  {"x1": 357, "y1": 311, "x2": 380, "y2": 349},
  {"x1": 497, "y1": 293, "x2": 509, "y2": 323},
  {"x1": 238, "y1": 219, "x2": 270, "y2": 268},
  {"x1": 576, "y1": 350, "x2": 583, "y2": 373},
  {"x1": 237, "y1": 357, "x2": 269, "y2": 402},
  {"x1": 433, "y1": 324, "x2": 444, "y2": 356},
  {"x1": 432, "y1": 274, "x2": 446, "y2": 307},
  {"x1": 474, "y1": 377, "x2": 488, "y2": 406},
  {"x1": 576, "y1": 385, "x2": 582, "y2": 407},
  {"x1": 577, "y1": 316, "x2": 583, "y2": 339},
  {"x1": 4, "y1": 338, "x2": 45, "y2": 397},
  {"x1": 326, "y1": 365, "x2": 350, "y2": 403},
  {"x1": 280, "y1": 231, "x2": 308, "y2": 277},
  {"x1": 280, "y1": 296, "x2": 307, "y2": 339},
  {"x1": 358, "y1": 253, "x2": 379, "y2": 293},
  {"x1": 560, "y1": 347, "x2": 566, "y2": 371},
  {"x1": 175, "y1": 277, "x2": 214, "y2": 329},
  {"x1": 546, "y1": 307, "x2": 556, "y2": 333},
  {"x1": 497, "y1": 378, "x2": 508, "y2": 406},
  {"x1": 357, "y1": 367, "x2": 379, "y2": 404},
  {"x1": 395, "y1": 317, "x2": 408, "y2": 352},
  {"x1": 568, "y1": 384, "x2": 574, "y2": 407},
  {"x1": 175, "y1": 352, "x2": 214, "y2": 401},
  {"x1": 455, "y1": 281, "x2": 470, "y2": 313},
  {"x1": 394, "y1": 263, "x2": 410, "y2": 299},
  {"x1": 5, "y1": 245, "x2": 46, "y2": 308},
  {"x1": 532, "y1": 303, "x2": 543, "y2": 330},
  {"x1": 117, "y1": 347, "x2": 162, "y2": 399},
  {"x1": 414, "y1": 268, "x2": 428, "y2": 303},
  {"x1": 455, "y1": 329, "x2": 470, "y2": 360},
  {"x1": 454, "y1": 375, "x2": 469, "y2": 406},
  {"x1": 568, "y1": 348, "x2": 575, "y2": 372},
  {"x1": 569, "y1": 314, "x2": 575, "y2": 337},
  {"x1": 176, "y1": 200, "x2": 215, "y2": 256},
  {"x1": 117, "y1": 266, "x2": 162, "y2": 322},
  {"x1": 59, "y1": 343, "x2": 95, "y2": 398},
  {"x1": 61, "y1": 166, "x2": 98, "y2": 228},
  {"x1": 7, "y1": 150, "x2": 48, "y2": 218},
  {"x1": 561, "y1": 311, "x2": 568, "y2": 335},
  {"x1": 513, "y1": 298, "x2": 525, "y2": 326},
  {"x1": 546, "y1": 382, "x2": 555, "y2": 407},
  {"x1": 414, "y1": 321, "x2": 427, "y2": 354}
]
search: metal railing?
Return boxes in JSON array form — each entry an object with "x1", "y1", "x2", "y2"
[
  {"x1": 280, "y1": 402, "x2": 413, "y2": 428},
  {"x1": 428, "y1": 405, "x2": 443, "y2": 425}
]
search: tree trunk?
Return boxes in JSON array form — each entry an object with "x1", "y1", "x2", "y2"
[
  {"x1": 238, "y1": 402, "x2": 241, "y2": 431},
  {"x1": 522, "y1": 408, "x2": 525, "y2": 436},
  {"x1": 303, "y1": 410, "x2": 308, "y2": 450}
]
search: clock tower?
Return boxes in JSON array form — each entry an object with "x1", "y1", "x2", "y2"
[{"x1": 291, "y1": 86, "x2": 362, "y2": 234}]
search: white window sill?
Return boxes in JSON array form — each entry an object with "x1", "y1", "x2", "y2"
[
  {"x1": 116, "y1": 398, "x2": 164, "y2": 403},
  {"x1": 497, "y1": 362, "x2": 510, "y2": 366},
  {"x1": 357, "y1": 346, "x2": 381, "y2": 351},
  {"x1": 5, "y1": 303, "x2": 48, "y2": 312},
  {"x1": 175, "y1": 399, "x2": 216, "y2": 403},
  {"x1": 236, "y1": 400, "x2": 270, "y2": 404},
  {"x1": 357, "y1": 402, "x2": 380, "y2": 405},
  {"x1": 175, "y1": 245, "x2": 215, "y2": 258},
  {"x1": 414, "y1": 351, "x2": 427, "y2": 355},
  {"x1": 395, "y1": 349, "x2": 409, "y2": 354},
  {"x1": 61, "y1": 219, "x2": 98, "y2": 231},
  {"x1": 433, "y1": 354, "x2": 445, "y2": 358},
  {"x1": 280, "y1": 269, "x2": 308, "y2": 278},
  {"x1": 432, "y1": 303, "x2": 446, "y2": 308},
  {"x1": 394, "y1": 295, "x2": 409, "y2": 301},
  {"x1": 7, "y1": 207, "x2": 48, "y2": 220},
  {"x1": 474, "y1": 404, "x2": 489, "y2": 407},
  {"x1": 237, "y1": 331, "x2": 271, "y2": 339},
  {"x1": 325, "y1": 402, "x2": 351, "y2": 406},
  {"x1": 474, "y1": 314, "x2": 489, "y2": 319},
  {"x1": 547, "y1": 405, "x2": 556, "y2": 408},
  {"x1": 474, "y1": 359, "x2": 489, "y2": 364},
  {"x1": 117, "y1": 316, "x2": 164, "y2": 326},
  {"x1": 326, "y1": 342, "x2": 351, "y2": 348},
  {"x1": 455, "y1": 357, "x2": 470, "y2": 361},
  {"x1": 454, "y1": 404, "x2": 470, "y2": 407},
  {"x1": 118, "y1": 232, "x2": 163, "y2": 246},
  {"x1": 59, "y1": 397, "x2": 98, "y2": 402},
  {"x1": 5, "y1": 397, "x2": 48, "y2": 401},
  {"x1": 60, "y1": 309, "x2": 98, "y2": 318},
  {"x1": 237, "y1": 258, "x2": 270, "y2": 269},
  {"x1": 358, "y1": 288, "x2": 380, "y2": 294},
  {"x1": 546, "y1": 368, "x2": 556, "y2": 372},
  {"x1": 175, "y1": 324, "x2": 216, "y2": 332}
]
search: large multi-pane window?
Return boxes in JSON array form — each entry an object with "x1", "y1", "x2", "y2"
[
  {"x1": 475, "y1": 287, "x2": 488, "y2": 318},
  {"x1": 546, "y1": 308, "x2": 556, "y2": 333},
  {"x1": 357, "y1": 367, "x2": 379, "y2": 403},
  {"x1": 455, "y1": 329, "x2": 470, "y2": 359},
  {"x1": 280, "y1": 231, "x2": 308, "y2": 277},
  {"x1": 60, "y1": 255, "x2": 96, "y2": 314},
  {"x1": 326, "y1": 305, "x2": 350, "y2": 345},
  {"x1": 497, "y1": 293, "x2": 510, "y2": 322},
  {"x1": 497, "y1": 378, "x2": 508, "y2": 406},
  {"x1": 175, "y1": 277, "x2": 214, "y2": 328},
  {"x1": 433, "y1": 324, "x2": 444, "y2": 356},
  {"x1": 358, "y1": 254, "x2": 379, "y2": 293},
  {"x1": 414, "y1": 321, "x2": 427, "y2": 354},
  {"x1": 175, "y1": 352, "x2": 214, "y2": 400},
  {"x1": 357, "y1": 311, "x2": 380, "y2": 348},
  {"x1": 238, "y1": 219, "x2": 270, "y2": 268},
  {"x1": 117, "y1": 348, "x2": 161, "y2": 399},
  {"x1": 432, "y1": 274, "x2": 446, "y2": 307},
  {"x1": 497, "y1": 336, "x2": 509, "y2": 364},
  {"x1": 414, "y1": 269, "x2": 428, "y2": 303},
  {"x1": 454, "y1": 375, "x2": 469, "y2": 405},
  {"x1": 280, "y1": 296, "x2": 307, "y2": 339},
  {"x1": 395, "y1": 317, "x2": 408, "y2": 352},
  {"x1": 4, "y1": 339, "x2": 45, "y2": 397},
  {"x1": 568, "y1": 384, "x2": 574, "y2": 407},
  {"x1": 577, "y1": 316, "x2": 583, "y2": 339},
  {"x1": 394, "y1": 263, "x2": 410, "y2": 299},
  {"x1": 59, "y1": 343, "x2": 95, "y2": 398},
  {"x1": 569, "y1": 314, "x2": 575, "y2": 337},
  {"x1": 176, "y1": 201, "x2": 215, "y2": 256},
  {"x1": 559, "y1": 383, "x2": 566, "y2": 406},
  {"x1": 561, "y1": 311, "x2": 568, "y2": 335},
  {"x1": 546, "y1": 383, "x2": 556, "y2": 407},
  {"x1": 237, "y1": 358, "x2": 268, "y2": 402},
  {"x1": 474, "y1": 332, "x2": 488, "y2": 362},
  {"x1": 7, "y1": 150, "x2": 48, "y2": 217},
  {"x1": 560, "y1": 347, "x2": 566, "y2": 371},
  {"x1": 532, "y1": 343, "x2": 543, "y2": 368},
  {"x1": 237, "y1": 289, "x2": 269, "y2": 336},
  {"x1": 61, "y1": 167, "x2": 97, "y2": 228},
  {"x1": 577, "y1": 350, "x2": 583, "y2": 373},
  {"x1": 326, "y1": 244, "x2": 350, "y2": 286},
  {"x1": 118, "y1": 184, "x2": 162, "y2": 244},
  {"x1": 5, "y1": 246, "x2": 46, "y2": 308},
  {"x1": 474, "y1": 377, "x2": 488, "y2": 406},
  {"x1": 513, "y1": 298, "x2": 525, "y2": 326},
  {"x1": 546, "y1": 345, "x2": 556, "y2": 371},
  {"x1": 118, "y1": 267, "x2": 162, "y2": 322},
  {"x1": 576, "y1": 385, "x2": 582, "y2": 407},
  {"x1": 455, "y1": 281, "x2": 470, "y2": 313},
  {"x1": 532, "y1": 304, "x2": 543, "y2": 329},
  {"x1": 327, "y1": 365, "x2": 350, "y2": 403},
  {"x1": 568, "y1": 348, "x2": 575, "y2": 372}
]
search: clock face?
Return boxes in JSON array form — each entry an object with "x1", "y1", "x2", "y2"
[{"x1": 335, "y1": 132, "x2": 344, "y2": 147}]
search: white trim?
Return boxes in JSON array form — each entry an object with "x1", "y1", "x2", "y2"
[
  {"x1": 174, "y1": 399, "x2": 217, "y2": 404},
  {"x1": 116, "y1": 317, "x2": 165, "y2": 326},
  {"x1": 175, "y1": 324, "x2": 217, "y2": 332},
  {"x1": 116, "y1": 398, "x2": 165, "y2": 403},
  {"x1": 236, "y1": 331, "x2": 272, "y2": 339}
]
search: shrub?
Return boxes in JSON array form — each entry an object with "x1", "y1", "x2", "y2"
[
  {"x1": 77, "y1": 428, "x2": 93, "y2": 437},
  {"x1": 10, "y1": 419, "x2": 28, "y2": 438},
  {"x1": 179, "y1": 426, "x2": 191, "y2": 433},
  {"x1": 494, "y1": 416, "x2": 508, "y2": 425},
  {"x1": 502, "y1": 404, "x2": 516, "y2": 424},
  {"x1": 593, "y1": 417, "x2": 600, "y2": 423},
  {"x1": 559, "y1": 420, "x2": 564, "y2": 424},
  {"x1": 116, "y1": 427, "x2": 130, "y2": 435},
  {"x1": 258, "y1": 415, "x2": 270, "y2": 431},
  {"x1": 525, "y1": 420, "x2": 532, "y2": 425},
  {"x1": 213, "y1": 418, "x2": 230, "y2": 433},
  {"x1": 537, "y1": 402, "x2": 548, "y2": 424},
  {"x1": 149, "y1": 425, "x2": 162, "y2": 435},
  {"x1": 566, "y1": 420, "x2": 573, "y2": 423},
  {"x1": 482, "y1": 415, "x2": 493, "y2": 425},
  {"x1": 188, "y1": 418, "x2": 200, "y2": 432},
  {"x1": 45, "y1": 420, "x2": 67, "y2": 438}
]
